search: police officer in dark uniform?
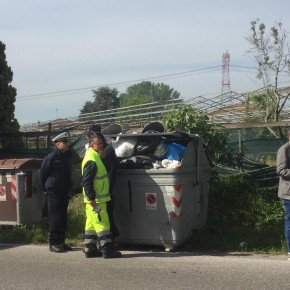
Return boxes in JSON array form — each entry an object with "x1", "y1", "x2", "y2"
[{"x1": 39, "y1": 132, "x2": 73, "y2": 253}]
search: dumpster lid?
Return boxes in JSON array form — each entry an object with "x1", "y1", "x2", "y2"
[
  {"x1": 142, "y1": 122, "x2": 164, "y2": 133},
  {"x1": 105, "y1": 132, "x2": 197, "y2": 142},
  {"x1": 0, "y1": 158, "x2": 42, "y2": 170},
  {"x1": 102, "y1": 123, "x2": 123, "y2": 135}
]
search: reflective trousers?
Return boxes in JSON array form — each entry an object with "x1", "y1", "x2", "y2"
[{"x1": 84, "y1": 202, "x2": 112, "y2": 249}]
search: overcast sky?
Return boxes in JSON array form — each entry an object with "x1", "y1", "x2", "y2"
[{"x1": 1, "y1": 0, "x2": 290, "y2": 124}]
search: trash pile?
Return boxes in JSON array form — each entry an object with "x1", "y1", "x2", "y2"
[
  {"x1": 105, "y1": 122, "x2": 189, "y2": 170},
  {"x1": 71, "y1": 122, "x2": 192, "y2": 170},
  {"x1": 114, "y1": 138, "x2": 186, "y2": 169}
]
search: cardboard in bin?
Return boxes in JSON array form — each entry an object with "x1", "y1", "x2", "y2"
[{"x1": 0, "y1": 158, "x2": 45, "y2": 225}]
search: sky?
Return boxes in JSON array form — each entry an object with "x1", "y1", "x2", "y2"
[{"x1": 1, "y1": 0, "x2": 290, "y2": 125}]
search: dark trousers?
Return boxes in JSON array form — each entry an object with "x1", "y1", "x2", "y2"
[
  {"x1": 282, "y1": 199, "x2": 290, "y2": 252},
  {"x1": 107, "y1": 199, "x2": 119, "y2": 238},
  {"x1": 47, "y1": 192, "x2": 69, "y2": 246}
]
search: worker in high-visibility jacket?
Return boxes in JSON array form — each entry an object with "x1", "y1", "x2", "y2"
[
  {"x1": 81, "y1": 136, "x2": 121, "y2": 259},
  {"x1": 85, "y1": 124, "x2": 119, "y2": 240}
]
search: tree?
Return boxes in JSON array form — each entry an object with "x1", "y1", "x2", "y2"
[
  {"x1": 163, "y1": 105, "x2": 243, "y2": 166},
  {"x1": 80, "y1": 87, "x2": 119, "y2": 114},
  {"x1": 119, "y1": 81, "x2": 180, "y2": 107},
  {"x1": 245, "y1": 19, "x2": 290, "y2": 138},
  {"x1": 0, "y1": 41, "x2": 19, "y2": 149}
]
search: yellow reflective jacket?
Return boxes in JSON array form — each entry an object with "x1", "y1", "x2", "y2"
[{"x1": 82, "y1": 148, "x2": 111, "y2": 203}]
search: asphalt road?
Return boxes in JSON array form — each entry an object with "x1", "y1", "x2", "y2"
[{"x1": 1, "y1": 244, "x2": 290, "y2": 290}]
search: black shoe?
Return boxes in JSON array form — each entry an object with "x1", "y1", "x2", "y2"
[
  {"x1": 85, "y1": 251, "x2": 103, "y2": 258},
  {"x1": 49, "y1": 245, "x2": 67, "y2": 253},
  {"x1": 62, "y1": 244, "x2": 72, "y2": 251},
  {"x1": 84, "y1": 247, "x2": 102, "y2": 258},
  {"x1": 103, "y1": 251, "x2": 122, "y2": 259}
]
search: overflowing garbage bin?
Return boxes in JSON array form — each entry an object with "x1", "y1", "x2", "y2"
[
  {"x1": 70, "y1": 123, "x2": 212, "y2": 251},
  {"x1": 110, "y1": 131, "x2": 212, "y2": 251},
  {"x1": 0, "y1": 158, "x2": 45, "y2": 225}
]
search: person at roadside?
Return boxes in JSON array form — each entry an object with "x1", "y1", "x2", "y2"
[
  {"x1": 85, "y1": 124, "x2": 119, "y2": 240},
  {"x1": 82, "y1": 136, "x2": 121, "y2": 259},
  {"x1": 276, "y1": 127, "x2": 290, "y2": 259},
  {"x1": 38, "y1": 132, "x2": 73, "y2": 253}
]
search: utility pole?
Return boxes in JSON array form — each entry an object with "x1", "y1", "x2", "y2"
[{"x1": 221, "y1": 50, "x2": 231, "y2": 98}]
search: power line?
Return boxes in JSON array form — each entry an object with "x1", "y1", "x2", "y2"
[
  {"x1": 15, "y1": 64, "x2": 269, "y2": 102},
  {"x1": 230, "y1": 65, "x2": 257, "y2": 70},
  {"x1": 16, "y1": 65, "x2": 222, "y2": 100}
]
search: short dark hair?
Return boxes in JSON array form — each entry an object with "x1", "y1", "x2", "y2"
[
  {"x1": 86, "y1": 124, "x2": 102, "y2": 138},
  {"x1": 88, "y1": 124, "x2": 101, "y2": 133},
  {"x1": 89, "y1": 136, "x2": 103, "y2": 147}
]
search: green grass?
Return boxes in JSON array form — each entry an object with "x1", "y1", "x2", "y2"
[
  {"x1": 1, "y1": 224, "x2": 286, "y2": 254},
  {"x1": 0, "y1": 224, "x2": 48, "y2": 244},
  {"x1": 0, "y1": 173, "x2": 287, "y2": 254},
  {"x1": 179, "y1": 226, "x2": 286, "y2": 254},
  {"x1": 0, "y1": 195, "x2": 85, "y2": 246}
]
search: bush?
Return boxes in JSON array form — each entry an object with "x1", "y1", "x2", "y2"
[
  {"x1": 251, "y1": 187, "x2": 284, "y2": 231},
  {"x1": 191, "y1": 171, "x2": 285, "y2": 253},
  {"x1": 208, "y1": 171, "x2": 257, "y2": 228},
  {"x1": 66, "y1": 194, "x2": 85, "y2": 241}
]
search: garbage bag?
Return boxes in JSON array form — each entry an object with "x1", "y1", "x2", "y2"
[
  {"x1": 166, "y1": 142, "x2": 186, "y2": 162},
  {"x1": 153, "y1": 141, "x2": 168, "y2": 160},
  {"x1": 134, "y1": 130, "x2": 162, "y2": 155},
  {"x1": 112, "y1": 136, "x2": 138, "y2": 158},
  {"x1": 117, "y1": 156, "x2": 153, "y2": 169}
]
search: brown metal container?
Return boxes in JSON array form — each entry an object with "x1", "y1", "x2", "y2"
[{"x1": 0, "y1": 158, "x2": 45, "y2": 225}]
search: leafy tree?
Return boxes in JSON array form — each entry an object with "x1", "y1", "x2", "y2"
[
  {"x1": 244, "y1": 91, "x2": 280, "y2": 139},
  {"x1": 247, "y1": 92, "x2": 276, "y2": 121},
  {"x1": 163, "y1": 105, "x2": 243, "y2": 166},
  {"x1": 119, "y1": 81, "x2": 180, "y2": 107},
  {"x1": 0, "y1": 41, "x2": 19, "y2": 149},
  {"x1": 80, "y1": 86, "x2": 119, "y2": 114},
  {"x1": 245, "y1": 19, "x2": 290, "y2": 138}
]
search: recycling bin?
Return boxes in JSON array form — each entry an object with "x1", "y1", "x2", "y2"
[
  {"x1": 112, "y1": 134, "x2": 211, "y2": 251},
  {"x1": 0, "y1": 158, "x2": 45, "y2": 225}
]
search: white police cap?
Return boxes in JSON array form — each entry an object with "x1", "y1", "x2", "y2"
[{"x1": 52, "y1": 132, "x2": 70, "y2": 143}]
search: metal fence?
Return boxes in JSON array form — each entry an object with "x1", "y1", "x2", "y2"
[{"x1": 20, "y1": 98, "x2": 184, "y2": 133}]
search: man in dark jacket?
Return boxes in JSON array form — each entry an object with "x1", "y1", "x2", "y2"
[
  {"x1": 39, "y1": 132, "x2": 72, "y2": 253},
  {"x1": 277, "y1": 128, "x2": 290, "y2": 260}
]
